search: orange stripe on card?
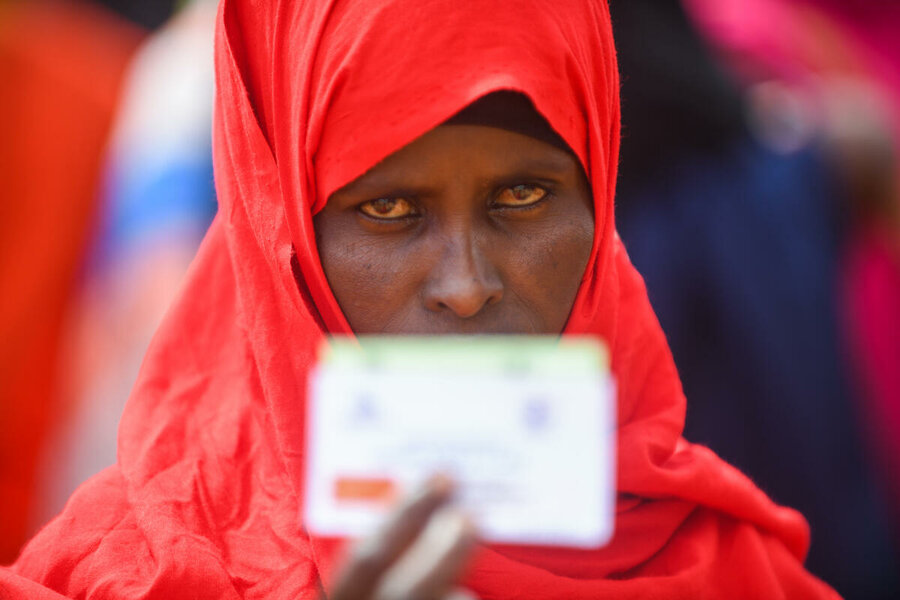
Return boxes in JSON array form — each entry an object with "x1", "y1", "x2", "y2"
[{"x1": 334, "y1": 477, "x2": 397, "y2": 503}]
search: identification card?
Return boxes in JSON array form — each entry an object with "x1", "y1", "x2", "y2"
[{"x1": 304, "y1": 336, "x2": 615, "y2": 548}]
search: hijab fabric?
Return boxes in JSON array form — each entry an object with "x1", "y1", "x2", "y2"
[{"x1": 3, "y1": 1, "x2": 838, "y2": 598}]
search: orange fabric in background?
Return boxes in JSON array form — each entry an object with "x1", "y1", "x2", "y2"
[
  {"x1": 0, "y1": 0, "x2": 141, "y2": 563},
  {"x1": 3, "y1": 0, "x2": 836, "y2": 598}
]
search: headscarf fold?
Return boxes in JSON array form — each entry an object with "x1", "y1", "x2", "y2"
[{"x1": 3, "y1": 1, "x2": 837, "y2": 598}]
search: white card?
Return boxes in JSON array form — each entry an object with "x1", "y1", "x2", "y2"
[{"x1": 304, "y1": 337, "x2": 616, "y2": 548}]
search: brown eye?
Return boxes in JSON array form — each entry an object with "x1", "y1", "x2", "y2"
[
  {"x1": 496, "y1": 184, "x2": 548, "y2": 207},
  {"x1": 358, "y1": 197, "x2": 417, "y2": 220}
]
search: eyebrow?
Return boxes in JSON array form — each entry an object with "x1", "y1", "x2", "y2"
[
  {"x1": 500, "y1": 154, "x2": 576, "y2": 176},
  {"x1": 334, "y1": 173, "x2": 440, "y2": 200},
  {"x1": 336, "y1": 154, "x2": 576, "y2": 199},
  {"x1": 490, "y1": 155, "x2": 576, "y2": 182}
]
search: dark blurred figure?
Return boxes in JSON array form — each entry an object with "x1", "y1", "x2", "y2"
[
  {"x1": 810, "y1": 1, "x2": 900, "y2": 549},
  {"x1": 836, "y1": 99, "x2": 900, "y2": 546},
  {"x1": 609, "y1": 1, "x2": 899, "y2": 598},
  {"x1": 0, "y1": 0, "x2": 143, "y2": 563}
]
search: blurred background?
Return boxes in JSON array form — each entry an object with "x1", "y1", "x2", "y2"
[
  {"x1": 0, "y1": 0, "x2": 897, "y2": 598},
  {"x1": 0, "y1": 0, "x2": 215, "y2": 564}
]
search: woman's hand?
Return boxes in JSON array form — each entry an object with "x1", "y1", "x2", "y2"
[{"x1": 328, "y1": 476, "x2": 478, "y2": 600}]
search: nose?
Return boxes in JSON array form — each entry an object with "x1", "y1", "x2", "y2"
[{"x1": 423, "y1": 233, "x2": 504, "y2": 319}]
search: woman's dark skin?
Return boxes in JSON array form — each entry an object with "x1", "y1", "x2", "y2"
[
  {"x1": 314, "y1": 120, "x2": 594, "y2": 599},
  {"x1": 315, "y1": 124, "x2": 594, "y2": 336}
]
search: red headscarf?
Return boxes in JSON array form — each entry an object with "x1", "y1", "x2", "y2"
[{"x1": 3, "y1": 0, "x2": 838, "y2": 598}]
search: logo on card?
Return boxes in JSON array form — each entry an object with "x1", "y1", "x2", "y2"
[
  {"x1": 347, "y1": 393, "x2": 379, "y2": 426},
  {"x1": 523, "y1": 397, "x2": 550, "y2": 433}
]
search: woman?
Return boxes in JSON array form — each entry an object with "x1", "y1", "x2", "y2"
[{"x1": 1, "y1": 0, "x2": 838, "y2": 598}]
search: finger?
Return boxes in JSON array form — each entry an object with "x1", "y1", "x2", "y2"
[
  {"x1": 374, "y1": 508, "x2": 477, "y2": 600},
  {"x1": 331, "y1": 475, "x2": 454, "y2": 600}
]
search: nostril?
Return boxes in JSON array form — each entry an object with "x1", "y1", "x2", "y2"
[
  {"x1": 426, "y1": 279, "x2": 503, "y2": 319},
  {"x1": 423, "y1": 242, "x2": 504, "y2": 318}
]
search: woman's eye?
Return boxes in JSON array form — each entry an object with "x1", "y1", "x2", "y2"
[
  {"x1": 358, "y1": 197, "x2": 417, "y2": 219},
  {"x1": 496, "y1": 184, "x2": 548, "y2": 207}
]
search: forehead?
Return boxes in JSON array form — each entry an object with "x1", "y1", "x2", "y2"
[
  {"x1": 445, "y1": 91, "x2": 575, "y2": 157},
  {"x1": 333, "y1": 124, "x2": 582, "y2": 198}
]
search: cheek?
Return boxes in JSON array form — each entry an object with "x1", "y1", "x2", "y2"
[
  {"x1": 503, "y1": 212, "x2": 594, "y2": 331},
  {"x1": 316, "y1": 219, "x2": 424, "y2": 332}
]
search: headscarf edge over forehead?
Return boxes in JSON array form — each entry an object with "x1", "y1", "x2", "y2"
[{"x1": 3, "y1": 1, "x2": 838, "y2": 597}]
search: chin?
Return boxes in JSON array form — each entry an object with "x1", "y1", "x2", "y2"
[{"x1": 368, "y1": 314, "x2": 546, "y2": 336}]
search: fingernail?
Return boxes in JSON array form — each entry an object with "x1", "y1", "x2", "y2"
[
  {"x1": 425, "y1": 473, "x2": 455, "y2": 497},
  {"x1": 458, "y1": 514, "x2": 478, "y2": 539},
  {"x1": 429, "y1": 509, "x2": 468, "y2": 544}
]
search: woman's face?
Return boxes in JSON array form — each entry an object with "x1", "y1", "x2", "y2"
[{"x1": 314, "y1": 123, "x2": 594, "y2": 334}]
